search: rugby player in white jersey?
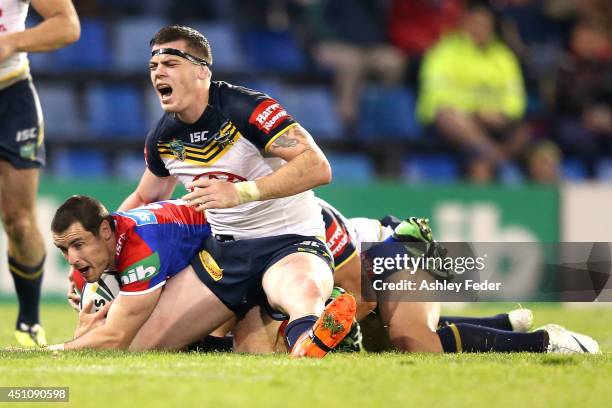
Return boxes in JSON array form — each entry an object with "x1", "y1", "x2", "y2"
[
  {"x1": 118, "y1": 25, "x2": 355, "y2": 357},
  {"x1": 0, "y1": 0, "x2": 79, "y2": 347}
]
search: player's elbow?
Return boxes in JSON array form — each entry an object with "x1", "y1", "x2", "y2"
[
  {"x1": 65, "y1": 18, "x2": 81, "y2": 44},
  {"x1": 313, "y1": 153, "x2": 332, "y2": 186},
  {"x1": 58, "y1": 15, "x2": 81, "y2": 46}
]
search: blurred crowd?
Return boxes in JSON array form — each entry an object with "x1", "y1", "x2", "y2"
[{"x1": 34, "y1": 0, "x2": 612, "y2": 183}]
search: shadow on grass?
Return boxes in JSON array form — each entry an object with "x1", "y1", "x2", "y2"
[{"x1": 538, "y1": 355, "x2": 579, "y2": 366}]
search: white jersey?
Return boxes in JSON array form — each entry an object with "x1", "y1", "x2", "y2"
[
  {"x1": 145, "y1": 81, "x2": 324, "y2": 240},
  {"x1": 0, "y1": 0, "x2": 30, "y2": 86}
]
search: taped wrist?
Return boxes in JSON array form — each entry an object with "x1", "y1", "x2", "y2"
[{"x1": 235, "y1": 181, "x2": 261, "y2": 204}]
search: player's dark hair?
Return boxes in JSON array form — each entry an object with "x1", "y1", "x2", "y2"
[
  {"x1": 51, "y1": 195, "x2": 115, "y2": 236},
  {"x1": 150, "y1": 25, "x2": 213, "y2": 66}
]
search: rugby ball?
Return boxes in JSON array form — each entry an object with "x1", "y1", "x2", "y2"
[{"x1": 77, "y1": 273, "x2": 121, "y2": 313}]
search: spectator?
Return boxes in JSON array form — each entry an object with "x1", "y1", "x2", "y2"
[
  {"x1": 495, "y1": 0, "x2": 575, "y2": 106},
  {"x1": 292, "y1": 0, "x2": 406, "y2": 131},
  {"x1": 527, "y1": 140, "x2": 562, "y2": 183},
  {"x1": 388, "y1": 0, "x2": 464, "y2": 58},
  {"x1": 416, "y1": 2, "x2": 529, "y2": 182},
  {"x1": 554, "y1": 19, "x2": 612, "y2": 172}
]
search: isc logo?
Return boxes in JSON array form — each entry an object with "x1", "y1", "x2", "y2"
[
  {"x1": 190, "y1": 131, "x2": 209, "y2": 143},
  {"x1": 16, "y1": 127, "x2": 37, "y2": 142},
  {"x1": 121, "y1": 265, "x2": 158, "y2": 285}
]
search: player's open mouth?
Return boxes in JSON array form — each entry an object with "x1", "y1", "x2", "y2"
[
  {"x1": 78, "y1": 266, "x2": 91, "y2": 278},
  {"x1": 157, "y1": 84, "x2": 173, "y2": 101}
]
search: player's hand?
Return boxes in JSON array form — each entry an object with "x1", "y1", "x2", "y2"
[
  {"x1": 183, "y1": 178, "x2": 241, "y2": 211},
  {"x1": 73, "y1": 300, "x2": 111, "y2": 339},
  {"x1": 66, "y1": 269, "x2": 80, "y2": 312}
]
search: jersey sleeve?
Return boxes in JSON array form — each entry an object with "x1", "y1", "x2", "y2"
[
  {"x1": 322, "y1": 206, "x2": 358, "y2": 271},
  {"x1": 225, "y1": 87, "x2": 298, "y2": 151},
  {"x1": 144, "y1": 126, "x2": 171, "y2": 177}
]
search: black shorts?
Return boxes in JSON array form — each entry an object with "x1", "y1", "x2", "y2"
[
  {"x1": 191, "y1": 234, "x2": 333, "y2": 317},
  {"x1": 0, "y1": 78, "x2": 45, "y2": 169}
]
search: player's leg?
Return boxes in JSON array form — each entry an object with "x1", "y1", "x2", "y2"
[
  {"x1": 129, "y1": 265, "x2": 234, "y2": 351},
  {"x1": 0, "y1": 79, "x2": 46, "y2": 347},
  {"x1": 262, "y1": 251, "x2": 356, "y2": 357},
  {"x1": 0, "y1": 162, "x2": 46, "y2": 347},
  {"x1": 439, "y1": 308, "x2": 534, "y2": 332},
  {"x1": 333, "y1": 254, "x2": 377, "y2": 321},
  {"x1": 378, "y1": 300, "x2": 444, "y2": 353},
  {"x1": 232, "y1": 306, "x2": 283, "y2": 354}
]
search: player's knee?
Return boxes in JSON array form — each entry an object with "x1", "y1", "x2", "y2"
[
  {"x1": 2, "y1": 214, "x2": 38, "y2": 243},
  {"x1": 291, "y1": 275, "x2": 328, "y2": 301},
  {"x1": 359, "y1": 300, "x2": 378, "y2": 315}
]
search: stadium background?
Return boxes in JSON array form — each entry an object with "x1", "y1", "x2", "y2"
[{"x1": 0, "y1": 0, "x2": 611, "y2": 301}]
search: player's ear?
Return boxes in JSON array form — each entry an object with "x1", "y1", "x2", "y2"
[
  {"x1": 99, "y1": 220, "x2": 113, "y2": 240},
  {"x1": 197, "y1": 65, "x2": 210, "y2": 80}
]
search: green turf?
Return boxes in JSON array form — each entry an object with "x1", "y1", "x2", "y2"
[{"x1": 0, "y1": 303, "x2": 611, "y2": 408}]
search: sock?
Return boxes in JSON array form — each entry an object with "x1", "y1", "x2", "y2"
[
  {"x1": 437, "y1": 323, "x2": 549, "y2": 353},
  {"x1": 439, "y1": 313, "x2": 512, "y2": 331},
  {"x1": 9, "y1": 255, "x2": 45, "y2": 329},
  {"x1": 285, "y1": 315, "x2": 318, "y2": 349},
  {"x1": 379, "y1": 215, "x2": 402, "y2": 230}
]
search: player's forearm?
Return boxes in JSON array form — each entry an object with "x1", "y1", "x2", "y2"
[
  {"x1": 62, "y1": 327, "x2": 133, "y2": 350},
  {"x1": 11, "y1": 14, "x2": 80, "y2": 53},
  {"x1": 118, "y1": 192, "x2": 147, "y2": 211},
  {"x1": 254, "y1": 148, "x2": 332, "y2": 200}
]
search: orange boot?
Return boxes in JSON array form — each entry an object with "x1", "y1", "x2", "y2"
[{"x1": 290, "y1": 293, "x2": 356, "y2": 358}]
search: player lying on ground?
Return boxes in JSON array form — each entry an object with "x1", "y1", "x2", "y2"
[
  {"x1": 47, "y1": 195, "x2": 355, "y2": 357},
  {"x1": 333, "y1": 202, "x2": 599, "y2": 354}
]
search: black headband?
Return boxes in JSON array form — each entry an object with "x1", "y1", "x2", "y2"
[{"x1": 151, "y1": 48, "x2": 210, "y2": 67}]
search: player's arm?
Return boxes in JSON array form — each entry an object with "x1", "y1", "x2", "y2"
[
  {"x1": 50, "y1": 288, "x2": 162, "y2": 350},
  {"x1": 118, "y1": 168, "x2": 178, "y2": 211},
  {"x1": 0, "y1": 0, "x2": 80, "y2": 61},
  {"x1": 254, "y1": 124, "x2": 332, "y2": 198},
  {"x1": 184, "y1": 124, "x2": 331, "y2": 210}
]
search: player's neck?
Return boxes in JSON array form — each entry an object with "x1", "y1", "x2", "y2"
[{"x1": 176, "y1": 86, "x2": 210, "y2": 124}]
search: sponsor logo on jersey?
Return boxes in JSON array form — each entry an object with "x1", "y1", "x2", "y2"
[
  {"x1": 190, "y1": 130, "x2": 209, "y2": 144},
  {"x1": 326, "y1": 221, "x2": 349, "y2": 257},
  {"x1": 116, "y1": 209, "x2": 158, "y2": 226},
  {"x1": 249, "y1": 99, "x2": 290, "y2": 134},
  {"x1": 115, "y1": 233, "x2": 127, "y2": 256},
  {"x1": 120, "y1": 253, "x2": 161, "y2": 285},
  {"x1": 198, "y1": 249, "x2": 223, "y2": 281},
  {"x1": 192, "y1": 171, "x2": 246, "y2": 186},
  {"x1": 16, "y1": 127, "x2": 37, "y2": 142},
  {"x1": 169, "y1": 139, "x2": 186, "y2": 161}
]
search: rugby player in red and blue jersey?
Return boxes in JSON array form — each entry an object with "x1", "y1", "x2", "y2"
[{"x1": 48, "y1": 195, "x2": 357, "y2": 355}]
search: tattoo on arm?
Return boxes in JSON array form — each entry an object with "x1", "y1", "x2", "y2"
[{"x1": 271, "y1": 134, "x2": 298, "y2": 148}]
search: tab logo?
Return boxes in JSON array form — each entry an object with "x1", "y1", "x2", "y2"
[{"x1": 120, "y1": 253, "x2": 161, "y2": 285}]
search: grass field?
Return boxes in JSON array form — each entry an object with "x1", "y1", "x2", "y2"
[{"x1": 0, "y1": 303, "x2": 611, "y2": 407}]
